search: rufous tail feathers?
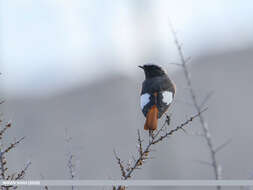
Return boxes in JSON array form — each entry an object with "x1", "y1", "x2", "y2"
[{"x1": 144, "y1": 105, "x2": 158, "y2": 130}]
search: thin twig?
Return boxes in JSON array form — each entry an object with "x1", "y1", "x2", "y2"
[
  {"x1": 194, "y1": 160, "x2": 213, "y2": 167},
  {"x1": 3, "y1": 137, "x2": 25, "y2": 155},
  {"x1": 67, "y1": 155, "x2": 75, "y2": 179},
  {"x1": 169, "y1": 21, "x2": 222, "y2": 189},
  {"x1": 152, "y1": 108, "x2": 207, "y2": 144},
  {"x1": 113, "y1": 150, "x2": 126, "y2": 179},
  {"x1": 114, "y1": 109, "x2": 206, "y2": 190},
  {"x1": 200, "y1": 91, "x2": 214, "y2": 108},
  {"x1": 214, "y1": 138, "x2": 232, "y2": 154},
  {"x1": 65, "y1": 129, "x2": 78, "y2": 190},
  {"x1": 67, "y1": 154, "x2": 75, "y2": 190},
  {"x1": 15, "y1": 161, "x2": 31, "y2": 180},
  {"x1": 0, "y1": 123, "x2": 11, "y2": 140},
  {"x1": 137, "y1": 130, "x2": 143, "y2": 157},
  {"x1": 169, "y1": 62, "x2": 183, "y2": 67},
  {"x1": 0, "y1": 95, "x2": 30, "y2": 190},
  {"x1": 12, "y1": 161, "x2": 32, "y2": 190},
  {"x1": 0, "y1": 151, "x2": 6, "y2": 180}
]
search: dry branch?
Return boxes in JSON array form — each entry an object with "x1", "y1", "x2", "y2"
[
  {"x1": 0, "y1": 123, "x2": 11, "y2": 140},
  {"x1": 113, "y1": 109, "x2": 206, "y2": 190},
  {"x1": 3, "y1": 137, "x2": 25, "y2": 155},
  {"x1": 64, "y1": 129, "x2": 80, "y2": 190},
  {"x1": 0, "y1": 151, "x2": 7, "y2": 180},
  {"x1": 113, "y1": 150, "x2": 126, "y2": 179},
  {"x1": 15, "y1": 161, "x2": 31, "y2": 180},
  {"x1": 169, "y1": 21, "x2": 224, "y2": 190},
  {"x1": 0, "y1": 103, "x2": 30, "y2": 190},
  {"x1": 67, "y1": 155, "x2": 75, "y2": 180}
]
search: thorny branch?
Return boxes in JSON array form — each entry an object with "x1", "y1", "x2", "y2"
[
  {"x1": 67, "y1": 155, "x2": 75, "y2": 180},
  {"x1": 65, "y1": 129, "x2": 80, "y2": 190},
  {"x1": 12, "y1": 162, "x2": 32, "y2": 190},
  {"x1": 14, "y1": 161, "x2": 32, "y2": 180},
  {"x1": 0, "y1": 123, "x2": 11, "y2": 140},
  {"x1": 0, "y1": 115, "x2": 30, "y2": 190},
  {"x1": 67, "y1": 154, "x2": 75, "y2": 190},
  {"x1": 0, "y1": 151, "x2": 6, "y2": 180},
  {"x1": 114, "y1": 109, "x2": 207, "y2": 190},
  {"x1": 3, "y1": 137, "x2": 25, "y2": 155},
  {"x1": 113, "y1": 150, "x2": 126, "y2": 180},
  {"x1": 169, "y1": 21, "x2": 225, "y2": 190}
]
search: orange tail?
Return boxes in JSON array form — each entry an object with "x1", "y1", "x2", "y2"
[{"x1": 144, "y1": 105, "x2": 158, "y2": 130}]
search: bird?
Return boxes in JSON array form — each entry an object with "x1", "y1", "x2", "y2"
[{"x1": 139, "y1": 64, "x2": 176, "y2": 131}]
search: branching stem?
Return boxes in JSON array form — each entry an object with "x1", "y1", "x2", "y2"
[{"x1": 169, "y1": 21, "x2": 221, "y2": 190}]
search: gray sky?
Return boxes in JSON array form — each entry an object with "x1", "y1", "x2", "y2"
[{"x1": 1, "y1": 0, "x2": 253, "y2": 97}]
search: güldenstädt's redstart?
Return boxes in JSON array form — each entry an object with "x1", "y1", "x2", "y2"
[{"x1": 139, "y1": 64, "x2": 176, "y2": 130}]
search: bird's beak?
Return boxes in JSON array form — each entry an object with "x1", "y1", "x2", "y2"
[{"x1": 138, "y1": 65, "x2": 144, "y2": 69}]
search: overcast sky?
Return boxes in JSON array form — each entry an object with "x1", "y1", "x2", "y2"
[{"x1": 1, "y1": 0, "x2": 253, "y2": 97}]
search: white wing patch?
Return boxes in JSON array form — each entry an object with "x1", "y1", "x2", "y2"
[
  {"x1": 140, "y1": 93, "x2": 150, "y2": 109},
  {"x1": 162, "y1": 91, "x2": 173, "y2": 105}
]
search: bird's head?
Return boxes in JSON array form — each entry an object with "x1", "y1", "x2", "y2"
[{"x1": 138, "y1": 64, "x2": 167, "y2": 79}]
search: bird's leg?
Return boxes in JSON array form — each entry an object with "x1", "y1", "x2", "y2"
[
  {"x1": 149, "y1": 130, "x2": 151, "y2": 143},
  {"x1": 165, "y1": 113, "x2": 171, "y2": 126},
  {"x1": 149, "y1": 130, "x2": 154, "y2": 143}
]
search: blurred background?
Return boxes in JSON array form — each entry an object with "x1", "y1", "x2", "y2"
[{"x1": 1, "y1": 0, "x2": 253, "y2": 190}]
